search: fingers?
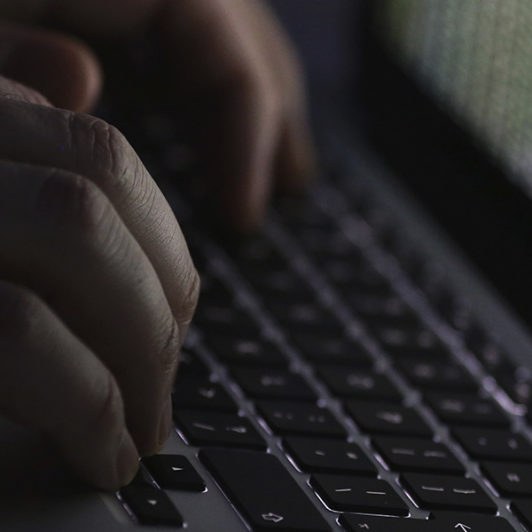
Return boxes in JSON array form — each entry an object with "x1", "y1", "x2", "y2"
[
  {"x1": 198, "y1": 64, "x2": 281, "y2": 231},
  {"x1": 159, "y1": 0, "x2": 316, "y2": 230},
  {"x1": 0, "y1": 0, "x2": 315, "y2": 229},
  {"x1": 0, "y1": 160, "x2": 182, "y2": 455},
  {"x1": 0, "y1": 21, "x2": 102, "y2": 112},
  {"x1": 0, "y1": 100, "x2": 199, "y2": 328},
  {"x1": 239, "y1": 0, "x2": 318, "y2": 193},
  {"x1": 160, "y1": 0, "x2": 279, "y2": 231},
  {"x1": 0, "y1": 280, "x2": 138, "y2": 490}
]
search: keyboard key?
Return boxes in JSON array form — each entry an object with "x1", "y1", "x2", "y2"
[
  {"x1": 174, "y1": 410, "x2": 266, "y2": 449},
  {"x1": 283, "y1": 437, "x2": 376, "y2": 475},
  {"x1": 341, "y1": 512, "x2": 515, "y2": 531},
  {"x1": 298, "y1": 229, "x2": 357, "y2": 260},
  {"x1": 172, "y1": 377, "x2": 237, "y2": 412},
  {"x1": 246, "y1": 269, "x2": 310, "y2": 301},
  {"x1": 395, "y1": 359, "x2": 478, "y2": 392},
  {"x1": 377, "y1": 329, "x2": 448, "y2": 359},
  {"x1": 373, "y1": 437, "x2": 464, "y2": 474},
  {"x1": 176, "y1": 347, "x2": 209, "y2": 377},
  {"x1": 195, "y1": 303, "x2": 260, "y2": 335},
  {"x1": 200, "y1": 448, "x2": 330, "y2": 531},
  {"x1": 292, "y1": 334, "x2": 374, "y2": 367},
  {"x1": 317, "y1": 367, "x2": 402, "y2": 400},
  {"x1": 452, "y1": 427, "x2": 532, "y2": 461},
  {"x1": 205, "y1": 335, "x2": 288, "y2": 367},
  {"x1": 142, "y1": 455, "x2": 205, "y2": 491},
  {"x1": 431, "y1": 512, "x2": 515, "y2": 531},
  {"x1": 430, "y1": 288, "x2": 471, "y2": 332},
  {"x1": 424, "y1": 392, "x2": 509, "y2": 427},
  {"x1": 499, "y1": 373, "x2": 532, "y2": 405},
  {"x1": 231, "y1": 236, "x2": 285, "y2": 270},
  {"x1": 467, "y1": 337, "x2": 515, "y2": 376},
  {"x1": 361, "y1": 312, "x2": 423, "y2": 333},
  {"x1": 401, "y1": 473, "x2": 496, "y2": 513},
  {"x1": 346, "y1": 401, "x2": 433, "y2": 437},
  {"x1": 276, "y1": 198, "x2": 335, "y2": 232},
  {"x1": 232, "y1": 369, "x2": 317, "y2": 401},
  {"x1": 346, "y1": 295, "x2": 410, "y2": 321},
  {"x1": 323, "y1": 260, "x2": 391, "y2": 293},
  {"x1": 119, "y1": 484, "x2": 183, "y2": 526},
  {"x1": 383, "y1": 343, "x2": 453, "y2": 362},
  {"x1": 511, "y1": 500, "x2": 532, "y2": 529},
  {"x1": 310, "y1": 474, "x2": 408, "y2": 515},
  {"x1": 265, "y1": 301, "x2": 345, "y2": 334},
  {"x1": 351, "y1": 296, "x2": 422, "y2": 332},
  {"x1": 481, "y1": 461, "x2": 532, "y2": 497},
  {"x1": 256, "y1": 401, "x2": 346, "y2": 438},
  {"x1": 340, "y1": 514, "x2": 427, "y2": 531},
  {"x1": 199, "y1": 273, "x2": 232, "y2": 304}
]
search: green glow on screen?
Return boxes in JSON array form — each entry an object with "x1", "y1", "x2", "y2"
[{"x1": 379, "y1": 0, "x2": 532, "y2": 193}]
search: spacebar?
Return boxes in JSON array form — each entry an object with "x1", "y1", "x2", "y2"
[{"x1": 200, "y1": 448, "x2": 331, "y2": 531}]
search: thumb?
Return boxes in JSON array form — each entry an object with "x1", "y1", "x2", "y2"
[{"x1": 0, "y1": 21, "x2": 102, "y2": 112}]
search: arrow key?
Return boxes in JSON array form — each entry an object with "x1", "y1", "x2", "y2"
[
  {"x1": 200, "y1": 448, "x2": 330, "y2": 531},
  {"x1": 341, "y1": 514, "x2": 434, "y2": 531},
  {"x1": 142, "y1": 455, "x2": 206, "y2": 491},
  {"x1": 120, "y1": 484, "x2": 183, "y2": 526},
  {"x1": 431, "y1": 512, "x2": 515, "y2": 531}
]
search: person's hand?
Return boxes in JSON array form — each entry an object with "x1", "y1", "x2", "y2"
[
  {"x1": 0, "y1": 0, "x2": 314, "y2": 491},
  {"x1": 1, "y1": 0, "x2": 316, "y2": 231},
  {"x1": 0, "y1": 76, "x2": 200, "y2": 490}
]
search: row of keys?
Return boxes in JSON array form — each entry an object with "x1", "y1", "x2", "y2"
[
  {"x1": 182, "y1": 336, "x2": 510, "y2": 436},
  {"x1": 176, "y1": 366, "x2": 510, "y2": 434},
  {"x1": 200, "y1": 447, "x2": 518, "y2": 531},
  {"x1": 122, "y1": 431, "x2": 531, "y2": 528},
  {"x1": 175, "y1": 350, "x2": 532, "y2": 464}
]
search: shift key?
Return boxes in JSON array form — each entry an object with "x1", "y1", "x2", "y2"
[{"x1": 200, "y1": 448, "x2": 331, "y2": 531}]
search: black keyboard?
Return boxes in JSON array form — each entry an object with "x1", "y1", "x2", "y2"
[{"x1": 102, "y1": 106, "x2": 532, "y2": 531}]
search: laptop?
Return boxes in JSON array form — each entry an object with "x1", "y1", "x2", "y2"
[{"x1": 2, "y1": 1, "x2": 532, "y2": 530}]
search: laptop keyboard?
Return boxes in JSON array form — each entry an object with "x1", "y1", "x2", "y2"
[{"x1": 100, "y1": 108, "x2": 532, "y2": 531}]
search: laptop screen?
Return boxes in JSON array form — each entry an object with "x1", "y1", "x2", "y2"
[{"x1": 377, "y1": 1, "x2": 532, "y2": 199}]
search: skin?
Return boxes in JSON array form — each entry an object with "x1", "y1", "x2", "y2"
[{"x1": 0, "y1": 1, "x2": 314, "y2": 490}]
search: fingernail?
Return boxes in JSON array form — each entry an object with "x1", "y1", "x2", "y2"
[
  {"x1": 116, "y1": 429, "x2": 139, "y2": 486},
  {"x1": 158, "y1": 397, "x2": 173, "y2": 448}
]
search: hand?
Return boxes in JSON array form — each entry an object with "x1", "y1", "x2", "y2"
[
  {"x1": 0, "y1": 0, "x2": 313, "y2": 491},
  {"x1": 1, "y1": 0, "x2": 316, "y2": 231},
  {"x1": 0, "y1": 76, "x2": 200, "y2": 490}
]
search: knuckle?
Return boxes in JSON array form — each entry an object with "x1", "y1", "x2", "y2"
[
  {"x1": 36, "y1": 171, "x2": 111, "y2": 240},
  {"x1": 69, "y1": 113, "x2": 138, "y2": 190},
  {"x1": 0, "y1": 282, "x2": 41, "y2": 340}
]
